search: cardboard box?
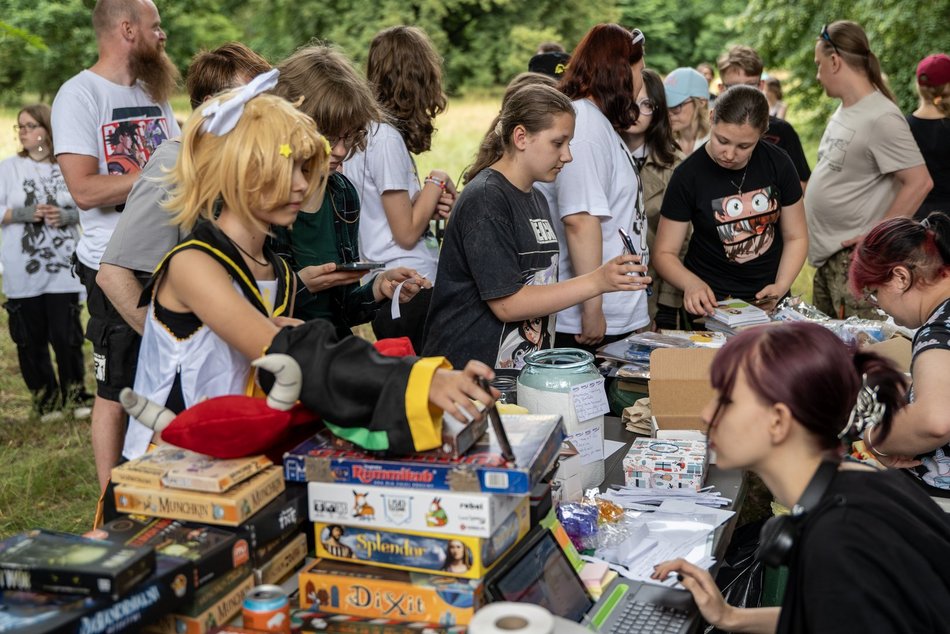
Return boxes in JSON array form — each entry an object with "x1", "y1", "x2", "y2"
[
  {"x1": 145, "y1": 569, "x2": 254, "y2": 634},
  {"x1": 307, "y1": 481, "x2": 523, "y2": 538},
  {"x1": 622, "y1": 438, "x2": 708, "y2": 490},
  {"x1": 313, "y1": 497, "x2": 529, "y2": 579},
  {"x1": 256, "y1": 531, "x2": 308, "y2": 585},
  {"x1": 298, "y1": 558, "x2": 485, "y2": 625},
  {"x1": 648, "y1": 348, "x2": 718, "y2": 430}
]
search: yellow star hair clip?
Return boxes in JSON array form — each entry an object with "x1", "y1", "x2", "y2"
[
  {"x1": 321, "y1": 136, "x2": 331, "y2": 156},
  {"x1": 279, "y1": 143, "x2": 292, "y2": 158}
]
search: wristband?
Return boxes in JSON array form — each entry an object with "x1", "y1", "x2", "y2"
[
  {"x1": 10, "y1": 205, "x2": 37, "y2": 223},
  {"x1": 59, "y1": 207, "x2": 80, "y2": 226},
  {"x1": 424, "y1": 176, "x2": 446, "y2": 191}
]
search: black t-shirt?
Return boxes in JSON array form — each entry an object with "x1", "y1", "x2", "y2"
[
  {"x1": 778, "y1": 468, "x2": 950, "y2": 633},
  {"x1": 660, "y1": 141, "x2": 802, "y2": 300},
  {"x1": 906, "y1": 115, "x2": 950, "y2": 217},
  {"x1": 908, "y1": 297, "x2": 950, "y2": 493},
  {"x1": 422, "y1": 169, "x2": 559, "y2": 370},
  {"x1": 764, "y1": 116, "x2": 811, "y2": 182}
]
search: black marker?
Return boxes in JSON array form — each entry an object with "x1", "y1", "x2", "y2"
[{"x1": 618, "y1": 227, "x2": 653, "y2": 296}]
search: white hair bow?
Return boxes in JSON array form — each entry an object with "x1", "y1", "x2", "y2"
[{"x1": 200, "y1": 68, "x2": 280, "y2": 136}]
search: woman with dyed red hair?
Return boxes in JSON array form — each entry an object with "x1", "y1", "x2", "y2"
[
  {"x1": 536, "y1": 23, "x2": 651, "y2": 352},
  {"x1": 849, "y1": 213, "x2": 950, "y2": 494},
  {"x1": 654, "y1": 322, "x2": 950, "y2": 633}
]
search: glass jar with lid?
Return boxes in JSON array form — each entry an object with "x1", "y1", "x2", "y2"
[{"x1": 517, "y1": 348, "x2": 605, "y2": 489}]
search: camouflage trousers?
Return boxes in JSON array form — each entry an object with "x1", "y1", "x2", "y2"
[{"x1": 812, "y1": 247, "x2": 883, "y2": 320}]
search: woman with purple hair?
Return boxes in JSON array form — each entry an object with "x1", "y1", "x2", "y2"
[{"x1": 653, "y1": 322, "x2": 950, "y2": 633}]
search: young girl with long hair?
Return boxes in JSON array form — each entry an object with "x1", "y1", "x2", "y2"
[
  {"x1": 622, "y1": 68, "x2": 685, "y2": 328},
  {"x1": 654, "y1": 322, "x2": 950, "y2": 633},
  {"x1": 654, "y1": 86, "x2": 807, "y2": 317},
  {"x1": 1, "y1": 103, "x2": 89, "y2": 418},
  {"x1": 127, "y1": 79, "x2": 495, "y2": 459},
  {"x1": 344, "y1": 26, "x2": 455, "y2": 352},
  {"x1": 850, "y1": 213, "x2": 950, "y2": 494},
  {"x1": 536, "y1": 23, "x2": 650, "y2": 353},
  {"x1": 664, "y1": 67, "x2": 711, "y2": 155},
  {"x1": 423, "y1": 84, "x2": 648, "y2": 370}
]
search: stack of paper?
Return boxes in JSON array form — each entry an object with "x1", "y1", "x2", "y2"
[{"x1": 710, "y1": 300, "x2": 770, "y2": 328}]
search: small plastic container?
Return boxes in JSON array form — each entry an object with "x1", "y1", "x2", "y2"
[{"x1": 517, "y1": 348, "x2": 605, "y2": 488}]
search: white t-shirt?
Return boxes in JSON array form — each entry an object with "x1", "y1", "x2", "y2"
[
  {"x1": 343, "y1": 122, "x2": 440, "y2": 280},
  {"x1": 0, "y1": 156, "x2": 83, "y2": 298},
  {"x1": 804, "y1": 91, "x2": 924, "y2": 267},
  {"x1": 51, "y1": 70, "x2": 179, "y2": 269},
  {"x1": 537, "y1": 98, "x2": 649, "y2": 335}
]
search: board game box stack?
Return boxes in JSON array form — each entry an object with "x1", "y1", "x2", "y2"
[
  {"x1": 290, "y1": 414, "x2": 564, "y2": 626},
  {"x1": 77, "y1": 446, "x2": 301, "y2": 634}
]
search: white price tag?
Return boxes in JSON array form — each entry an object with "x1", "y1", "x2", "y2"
[
  {"x1": 570, "y1": 377, "x2": 610, "y2": 422},
  {"x1": 568, "y1": 424, "x2": 604, "y2": 466}
]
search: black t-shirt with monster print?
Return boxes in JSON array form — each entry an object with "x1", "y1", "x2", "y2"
[{"x1": 660, "y1": 141, "x2": 802, "y2": 300}]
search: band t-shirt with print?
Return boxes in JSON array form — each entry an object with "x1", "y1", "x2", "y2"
[
  {"x1": 660, "y1": 140, "x2": 802, "y2": 300},
  {"x1": 423, "y1": 168, "x2": 559, "y2": 371},
  {"x1": 909, "y1": 297, "x2": 950, "y2": 492}
]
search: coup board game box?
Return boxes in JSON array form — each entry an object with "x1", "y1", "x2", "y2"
[
  {"x1": 285, "y1": 415, "x2": 563, "y2": 495},
  {"x1": 0, "y1": 530, "x2": 154, "y2": 599},
  {"x1": 114, "y1": 466, "x2": 285, "y2": 526},
  {"x1": 85, "y1": 516, "x2": 249, "y2": 589},
  {"x1": 299, "y1": 559, "x2": 484, "y2": 626},
  {"x1": 223, "y1": 484, "x2": 308, "y2": 552},
  {"x1": 622, "y1": 438, "x2": 708, "y2": 490},
  {"x1": 313, "y1": 497, "x2": 529, "y2": 579},
  {"x1": 111, "y1": 446, "x2": 272, "y2": 493},
  {"x1": 308, "y1": 481, "x2": 523, "y2": 538},
  {"x1": 0, "y1": 553, "x2": 194, "y2": 634}
]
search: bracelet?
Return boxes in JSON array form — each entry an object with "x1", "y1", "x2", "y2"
[
  {"x1": 424, "y1": 176, "x2": 446, "y2": 190},
  {"x1": 864, "y1": 424, "x2": 889, "y2": 457}
]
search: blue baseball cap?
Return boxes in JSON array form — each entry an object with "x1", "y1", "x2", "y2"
[{"x1": 663, "y1": 67, "x2": 709, "y2": 107}]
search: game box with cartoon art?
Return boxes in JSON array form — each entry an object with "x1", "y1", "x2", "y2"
[
  {"x1": 307, "y1": 481, "x2": 523, "y2": 538},
  {"x1": 284, "y1": 415, "x2": 563, "y2": 495},
  {"x1": 313, "y1": 498, "x2": 529, "y2": 579},
  {"x1": 298, "y1": 558, "x2": 486, "y2": 625}
]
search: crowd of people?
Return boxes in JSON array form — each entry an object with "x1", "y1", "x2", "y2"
[{"x1": 2, "y1": 0, "x2": 950, "y2": 629}]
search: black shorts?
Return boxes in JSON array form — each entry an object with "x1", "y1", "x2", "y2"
[{"x1": 74, "y1": 258, "x2": 142, "y2": 401}]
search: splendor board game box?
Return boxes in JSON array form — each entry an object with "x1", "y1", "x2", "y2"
[
  {"x1": 308, "y1": 481, "x2": 523, "y2": 538},
  {"x1": 299, "y1": 559, "x2": 484, "y2": 625},
  {"x1": 313, "y1": 497, "x2": 529, "y2": 579},
  {"x1": 285, "y1": 415, "x2": 563, "y2": 495}
]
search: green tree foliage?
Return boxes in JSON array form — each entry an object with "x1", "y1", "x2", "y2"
[{"x1": 737, "y1": 0, "x2": 950, "y2": 119}]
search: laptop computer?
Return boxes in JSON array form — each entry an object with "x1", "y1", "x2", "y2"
[{"x1": 484, "y1": 526, "x2": 698, "y2": 633}]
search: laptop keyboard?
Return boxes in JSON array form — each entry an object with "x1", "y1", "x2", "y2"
[{"x1": 613, "y1": 601, "x2": 690, "y2": 633}]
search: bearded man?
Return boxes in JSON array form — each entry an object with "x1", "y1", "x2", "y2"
[{"x1": 52, "y1": 0, "x2": 181, "y2": 491}]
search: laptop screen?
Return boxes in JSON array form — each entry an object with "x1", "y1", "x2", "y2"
[{"x1": 489, "y1": 530, "x2": 595, "y2": 623}]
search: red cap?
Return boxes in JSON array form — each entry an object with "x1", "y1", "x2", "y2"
[{"x1": 917, "y1": 53, "x2": 950, "y2": 87}]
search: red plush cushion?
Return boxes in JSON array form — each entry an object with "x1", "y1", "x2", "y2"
[
  {"x1": 160, "y1": 396, "x2": 294, "y2": 459},
  {"x1": 373, "y1": 336, "x2": 415, "y2": 357}
]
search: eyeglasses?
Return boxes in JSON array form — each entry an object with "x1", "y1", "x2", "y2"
[
  {"x1": 13, "y1": 123, "x2": 41, "y2": 133},
  {"x1": 820, "y1": 24, "x2": 841, "y2": 56},
  {"x1": 636, "y1": 99, "x2": 654, "y2": 115},
  {"x1": 668, "y1": 99, "x2": 694, "y2": 115},
  {"x1": 327, "y1": 129, "x2": 364, "y2": 151},
  {"x1": 631, "y1": 29, "x2": 645, "y2": 46},
  {"x1": 862, "y1": 288, "x2": 879, "y2": 307}
]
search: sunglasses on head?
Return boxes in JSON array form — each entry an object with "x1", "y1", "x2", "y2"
[{"x1": 820, "y1": 24, "x2": 841, "y2": 56}]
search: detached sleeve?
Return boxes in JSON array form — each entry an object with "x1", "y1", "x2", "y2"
[{"x1": 264, "y1": 320, "x2": 448, "y2": 454}]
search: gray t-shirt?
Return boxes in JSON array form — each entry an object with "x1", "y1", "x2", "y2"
[
  {"x1": 804, "y1": 91, "x2": 924, "y2": 267},
  {"x1": 100, "y1": 139, "x2": 181, "y2": 274}
]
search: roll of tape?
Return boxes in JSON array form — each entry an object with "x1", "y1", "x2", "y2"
[{"x1": 469, "y1": 603, "x2": 555, "y2": 634}]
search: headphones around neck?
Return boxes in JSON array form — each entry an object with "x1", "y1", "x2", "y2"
[{"x1": 756, "y1": 460, "x2": 840, "y2": 567}]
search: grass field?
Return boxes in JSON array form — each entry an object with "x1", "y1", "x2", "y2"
[{"x1": 0, "y1": 93, "x2": 815, "y2": 537}]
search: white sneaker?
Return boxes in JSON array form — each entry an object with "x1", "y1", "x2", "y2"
[
  {"x1": 73, "y1": 406, "x2": 92, "y2": 420},
  {"x1": 40, "y1": 410, "x2": 66, "y2": 423}
]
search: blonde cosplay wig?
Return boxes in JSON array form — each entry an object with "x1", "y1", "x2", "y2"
[{"x1": 165, "y1": 91, "x2": 331, "y2": 233}]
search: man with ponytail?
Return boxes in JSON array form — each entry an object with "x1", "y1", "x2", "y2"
[{"x1": 805, "y1": 20, "x2": 932, "y2": 320}]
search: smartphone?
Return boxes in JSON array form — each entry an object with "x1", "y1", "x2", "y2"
[
  {"x1": 617, "y1": 228, "x2": 653, "y2": 296},
  {"x1": 337, "y1": 261, "x2": 384, "y2": 271}
]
